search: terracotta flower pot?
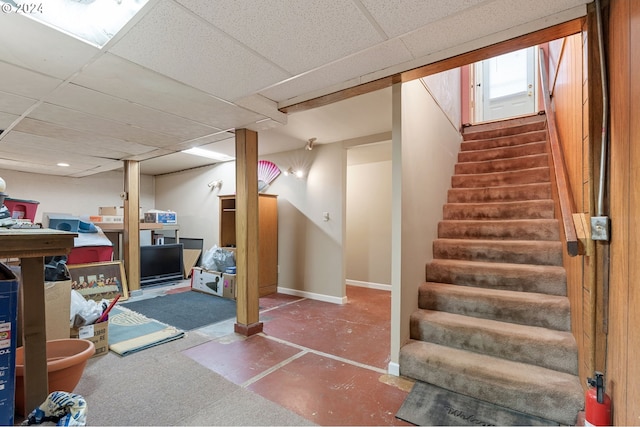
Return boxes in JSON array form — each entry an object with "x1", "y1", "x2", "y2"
[{"x1": 14, "y1": 338, "x2": 95, "y2": 416}]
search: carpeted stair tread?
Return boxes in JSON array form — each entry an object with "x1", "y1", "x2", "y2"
[
  {"x1": 461, "y1": 130, "x2": 547, "y2": 152},
  {"x1": 458, "y1": 141, "x2": 548, "y2": 163},
  {"x1": 399, "y1": 340, "x2": 583, "y2": 425},
  {"x1": 418, "y1": 282, "x2": 571, "y2": 331},
  {"x1": 433, "y1": 238, "x2": 563, "y2": 265},
  {"x1": 455, "y1": 153, "x2": 549, "y2": 175},
  {"x1": 438, "y1": 218, "x2": 560, "y2": 240},
  {"x1": 452, "y1": 166, "x2": 550, "y2": 188},
  {"x1": 425, "y1": 259, "x2": 567, "y2": 296},
  {"x1": 443, "y1": 199, "x2": 554, "y2": 220},
  {"x1": 462, "y1": 114, "x2": 546, "y2": 141},
  {"x1": 448, "y1": 182, "x2": 552, "y2": 203},
  {"x1": 410, "y1": 309, "x2": 578, "y2": 374}
]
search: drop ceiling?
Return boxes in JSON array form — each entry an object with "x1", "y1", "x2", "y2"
[{"x1": 0, "y1": 0, "x2": 589, "y2": 177}]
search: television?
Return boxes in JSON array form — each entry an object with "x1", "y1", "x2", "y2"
[
  {"x1": 140, "y1": 243, "x2": 184, "y2": 287},
  {"x1": 163, "y1": 237, "x2": 203, "y2": 266}
]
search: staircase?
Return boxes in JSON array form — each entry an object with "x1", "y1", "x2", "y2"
[{"x1": 399, "y1": 113, "x2": 584, "y2": 425}]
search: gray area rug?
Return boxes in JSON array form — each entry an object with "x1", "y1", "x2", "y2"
[
  {"x1": 396, "y1": 381, "x2": 558, "y2": 426},
  {"x1": 121, "y1": 290, "x2": 236, "y2": 330}
]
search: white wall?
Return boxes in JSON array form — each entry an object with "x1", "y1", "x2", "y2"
[
  {"x1": 0, "y1": 169, "x2": 155, "y2": 222},
  {"x1": 154, "y1": 142, "x2": 347, "y2": 303},
  {"x1": 346, "y1": 159, "x2": 392, "y2": 286},
  {"x1": 390, "y1": 79, "x2": 462, "y2": 369}
]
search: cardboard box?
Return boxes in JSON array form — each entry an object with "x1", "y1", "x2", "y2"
[
  {"x1": 44, "y1": 280, "x2": 71, "y2": 340},
  {"x1": 144, "y1": 211, "x2": 177, "y2": 224},
  {"x1": 98, "y1": 206, "x2": 123, "y2": 216},
  {"x1": 0, "y1": 263, "x2": 19, "y2": 426},
  {"x1": 191, "y1": 267, "x2": 223, "y2": 297},
  {"x1": 222, "y1": 273, "x2": 236, "y2": 299},
  {"x1": 100, "y1": 215, "x2": 124, "y2": 223},
  {"x1": 70, "y1": 320, "x2": 108, "y2": 358}
]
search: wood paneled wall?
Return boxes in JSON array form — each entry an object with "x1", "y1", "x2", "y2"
[
  {"x1": 549, "y1": 31, "x2": 594, "y2": 386},
  {"x1": 606, "y1": 0, "x2": 640, "y2": 424}
]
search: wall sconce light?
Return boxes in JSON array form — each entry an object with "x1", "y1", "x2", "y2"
[
  {"x1": 208, "y1": 179, "x2": 223, "y2": 190},
  {"x1": 283, "y1": 167, "x2": 305, "y2": 179}
]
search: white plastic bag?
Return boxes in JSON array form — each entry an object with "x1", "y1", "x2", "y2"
[{"x1": 69, "y1": 290, "x2": 105, "y2": 328}]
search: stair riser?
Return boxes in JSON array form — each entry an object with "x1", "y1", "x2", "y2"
[
  {"x1": 463, "y1": 116, "x2": 547, "y2": 141},
  {"x1": 462, "y1": 130, "x2": 547, "y2": 152},
  {"x1": 455, "y1": 154, "x2": 548, "y2": 175},
  {"x1": 426, "y1": 262, "x2": 567, "y2": 296},
  {"x1": 447, "y1": 184, "x2": 552, "y2": 203},
  {"x1": 443, "y1": 200, "x2": 554, "y2": 220},
  {"x1": 438, "y1": 220, "x2": 560, "y2": 241},
  {"x1": 433, "y1": 240, "x2": 563, "y2": 265},
  {"x1": 410, "y1": 311, "x2": 577, "y2": 374},
  {"x1": 458, "y1": 141, "x2": 548, "y2": 163},
  {"x1": 452, "y1": 167, "x2": 550, "y2": 188},
  {"x1": 418, "y1": 284, "x2": 571, "y2": 330},
  {"x1": 399, "y1": 341, "x2": 584, "y2": 425}
]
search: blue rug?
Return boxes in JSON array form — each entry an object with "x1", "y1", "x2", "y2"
[{"x1": 108, "y1": 305, "x2": 185, "y2": 356}]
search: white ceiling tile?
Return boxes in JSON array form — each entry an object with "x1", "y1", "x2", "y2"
[
  {"x1": 0, "y1": 11, "x2": 99, "y2": 79},
  {"x1": 0, "y1": 112, "x2": 19, "y2": 129},
  {"x1": 360, "y1": 0, "x2": 486, "y2": 38},
  {"x1": 6, "y1": 131, "x2": 131, "y2": 160},
  {"x1": 261, "y1": 39, "x2": 413, "y2": 103},
  {"x1": 0, "y1": 157, "x2": 86, "y2": 176},
  {"x1": 1, "y1": 134, "x2": 106, "y2": 168},
  {"x1": 0, "y1": 61, "x2": 63, "y2": 99},
  {"x1": 109, "y1": 0, "x2": 290, "y2": 101},
  {"x1": 28, "y1": 103, "x2": 177, "y2": 148},
  {"x1": 13, "y1": 119, "x2": 157, "y2": 156},
  {"x1": 0, "y1": 91, "x2": 38, "y2": 116},
  {"x1": 48, "y1": 84, "x2": 221, "y2": 140},
  {"x1": 401, "y1": 0, "x2": 589, "y2": 59},
  {"x1": 72, "y1": 53, "x2": 266, "y2": 129},
  {"x1": 178, "y1": 0, "x2": 384, "y2": 75}
]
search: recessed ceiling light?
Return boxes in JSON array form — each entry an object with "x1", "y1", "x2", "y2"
[
  {"x1": 181, "y1": 147, "x2": 234, "y2": 162},
  {"x1": 57, "y1": 162, "x2": 70, "y2": 167}
]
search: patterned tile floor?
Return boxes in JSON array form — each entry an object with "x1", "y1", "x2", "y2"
[{"x1": 180, "y1": 285, "x2": 414, "y2": 426}]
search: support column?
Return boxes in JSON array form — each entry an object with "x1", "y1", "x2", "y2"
[
  {"x1": 123, "y1": 160, "x2": 141, "y2": 292},
  {"x1": 234, "y1": 129, "x2": 262, "y2": 336}
]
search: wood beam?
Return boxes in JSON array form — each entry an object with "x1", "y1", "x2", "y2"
[
  {"x1": 234, "y1": 129, "x2": 262, "y2": 335},
  {"x1": 281, "y1": 17, "x2": 585, "y2": 114},
  {"x1": 123, "y1": 160, "x2": 141, "y2": 292}
]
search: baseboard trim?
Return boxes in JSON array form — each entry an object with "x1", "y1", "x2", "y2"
[
  {"x1": 346, "y1": 279, "x2": 391, "y2": 291},
  {"x1": 388, "y1": 361, "x2": 400, "y2": 376},
  {"x1": 277, "y1": 287, "x2": 347, "y2": 305}
]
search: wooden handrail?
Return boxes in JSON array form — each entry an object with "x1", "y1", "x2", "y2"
[{"x1": 538, "y1": 47, "x2": 580, "y2": 256}]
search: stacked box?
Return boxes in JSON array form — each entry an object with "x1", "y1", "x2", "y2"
[
  {"x1": 3, "y1": 198, "x2": 39, "y2": 222},
  {"x1": 70, "y1": 321, "x2": 108, "y2": 358},
  {"x1": 0, "y1": 263, "x2": 18, "y2": 426},
  {"x1": 144, "y1": 211, "x2": 177, "y2": 224}
]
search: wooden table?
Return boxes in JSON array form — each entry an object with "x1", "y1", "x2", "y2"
[{"x1": 0, "y1": 229, "x2": 76, "y2": 415}]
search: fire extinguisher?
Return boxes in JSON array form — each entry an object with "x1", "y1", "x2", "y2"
[{"x1": 585, "y1": 371, "x2": 612, "y2": 426}]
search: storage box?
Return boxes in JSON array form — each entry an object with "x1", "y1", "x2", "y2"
[
  {"x1": 44, "y1": 280, "x2": 72, "y2": 340},
  {"x1": 67, "y1": 246, "x2": 113, "y2": 265},
  {"x1": 0, "y1": 263, "x2": 19, "y2": 426},
  {"x1": 222, "y1": 273, "x2": 236, "y2": 299},
  {"x1": 100, "y1": 215, "x2": 124, "y2": 223},
  {"x1": 70, "y1": 320, "x2": 108, "y2": 358},
  {"x1": 191, "y1": 267, "x2": 223, "y2": 297},
  {"x1": 144, "y1": 211, "x2": 177, "y2": 224},
  {"x1": 47, "y1": 215, "x2": 80, "y2": 232},
  {"x1": 3, "y1": 198, "x2": 39, "y2": 222},
  {"x1": 98, "y1": 206, "x2": 123, "y2": 216}
]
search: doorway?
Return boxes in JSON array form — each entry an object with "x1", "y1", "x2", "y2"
[{"x1": 473, "y1": 46, "x2": 538, "y2": 122}]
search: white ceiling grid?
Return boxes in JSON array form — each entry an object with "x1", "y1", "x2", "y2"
[{"x1": 0, "y1": 0, "x2": 589, "y2": 177}]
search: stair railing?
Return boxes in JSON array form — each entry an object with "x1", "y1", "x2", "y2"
[{"x1": 538, "y1": 47, "x2": 580, "y2": 257}]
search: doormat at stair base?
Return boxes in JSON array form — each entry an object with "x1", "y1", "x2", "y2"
[
  {"x1": 395, "y1": 381, "x2": 558, "y2": 426},
  {"x1": 108, "y1": 305, "x2": 185, "y2": 356}
]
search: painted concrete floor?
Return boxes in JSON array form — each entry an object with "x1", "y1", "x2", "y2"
[{"x1": 179, "y1": 285, "x2": 414, "y2": 426}]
